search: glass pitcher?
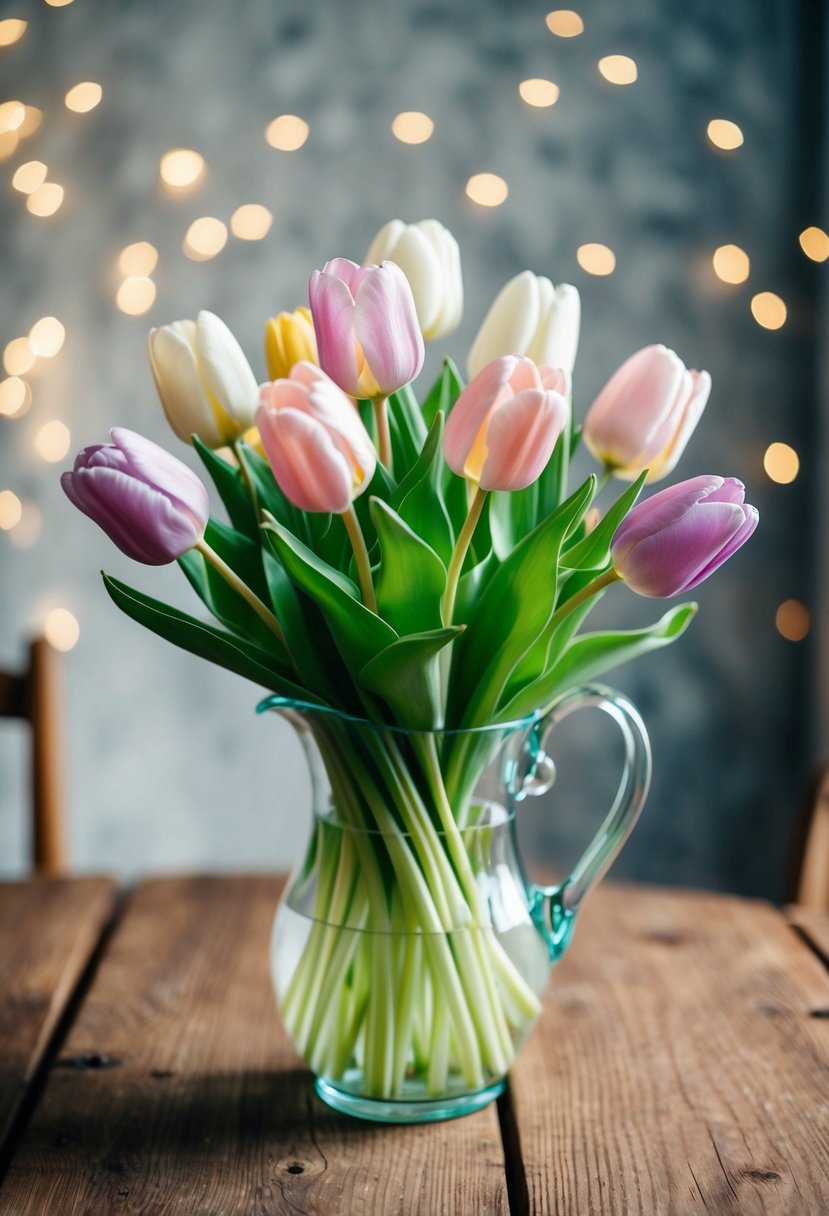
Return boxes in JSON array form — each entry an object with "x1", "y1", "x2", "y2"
[{"x1": 259, "y1": 683, "x2": 650, "y2": 1124}]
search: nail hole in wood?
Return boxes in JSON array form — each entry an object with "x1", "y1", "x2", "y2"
[
  {"x1": 56, "y1": 1053, "x2": 122, "y2": 1070},
  {"x1": 809, "y1": 1008, "x2": 829, "y2": 1018},
  {"x1": 742, "y1": 1169, "x2": 781, "y2": 1183},
  {"x1": 286, "y1": 1162, "x2": 304, "y2": 1174}
]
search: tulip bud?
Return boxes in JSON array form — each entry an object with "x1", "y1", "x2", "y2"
[
  {"x1": 265, "y1": 307, "x2": 318, "y2": 380},
  {"x1": 583, "y1": 344, "x2": 711, "y2": 483},
  {"x1": 444, "y1": 356, "x2": 569, "y2": 492},
  {"x1": 257, "y1": 362, "x2": 377, "y2": 514},
  {"x1": 147, "y1": 310, "x2": 258, "y2": 449},
  {"x1": 611, "y1": 475, "x2": 758, "y2": 597},
  {"x1": 61, "y1": 428, "x2": 209, "y2": 564},
  {"x1": 309, "y1": 258, "x2": 425, "y2": 400},
  {"x1": 365, "y1": 219, "x2": 463, "y2": 340},
  {"x1": 468, "y1": 271, "x2": 580, "y2": 383}
]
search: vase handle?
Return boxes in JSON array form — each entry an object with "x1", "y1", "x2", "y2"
[{"x1": 519, "y1": 684, "x2": 652, "y2": 961}]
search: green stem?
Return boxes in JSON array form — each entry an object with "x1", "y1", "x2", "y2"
[
  {"x1": 341, "y1": 505, "x2": 377, "y2": 613},
  {"x1": 195, "y1": 539, "x2": 285, "y2": 643},
  {"x1": 372, "y1": 395, "x2": 392, "y2": 469},
  {"x1": 441, "y1": 485, "x2": 487, "y2": 627},
  {"x1": 548, "y1": 566, "x2": 621, "y2": 632}
]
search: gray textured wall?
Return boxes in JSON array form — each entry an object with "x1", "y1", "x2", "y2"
[{"x1": 0, "y1": 0, "x2": 818, "y2": 897}]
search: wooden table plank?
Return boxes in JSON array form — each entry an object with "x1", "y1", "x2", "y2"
[
  {"x1": 786, "y1": 905, "x2": 829, "y2": 975},
  {"x1": 0, "y1": 876, "x2": 508, "y2": 1215},
  {"x1": 509, "y1": 884, "x2": 829, "y2": 1215},
  {"x1": 0, "y1": 878, "x2": 116, "y2": 1157}
]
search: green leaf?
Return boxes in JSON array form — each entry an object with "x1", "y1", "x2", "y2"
[
  {"x1": 392, "y1": 414, "x2": 454, "y2": 565},
  {"x1": 102, "y1": 574, "x2": 297, "y2": 692},
  {"x1": 420, "y1": 358, "x2": 464, "y2": 429},
  {"x1": 500, "y1": 603, "x2": 698, "y2": 720},
  {"x1": 489, "y1": 484, "x2": 538, "y2": 561},
  {"x1": 359, "y1": 627, "x2": 462, "y2": 729},
  {"x1": 193, "y1": 437, "x2": 258, "y2": 539},
  {"x1": 263, "y1": 516, "x2": 397, "y2": 676},
  {"x1": 535, "y1": 420, "x2": 571, "y2": 522},
  {"x1": 561, "y1": 471, "x2": 647, "y2": 570},
  {"x1": 370, "y1": 499, "x2": 446, "y2": 635},
  {"x1": 454, "y1": 549, "x2": 499, "y2": 623},
  {"x1": 450, "y1": 478, "x2": 596, "y2": 725},
  {"x1": 388, "y1": 384, "x2": 428, "y2": 476}
]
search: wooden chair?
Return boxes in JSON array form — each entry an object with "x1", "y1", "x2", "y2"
[
  {"x1": 790, "y1": 762, "x2": 829, "y2": 910},
  {"x1": 0, "y1": 637, "x2": 67, "y2": 874}
]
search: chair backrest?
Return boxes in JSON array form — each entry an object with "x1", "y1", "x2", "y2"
[
  {"x1": 795, "y1": 763, "x2": 829, "y2": 910},
  {"x1": 0, "y1": 637, "x2": 67, "y2": 874}
]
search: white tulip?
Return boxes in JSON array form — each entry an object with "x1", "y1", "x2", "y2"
[
  {"x1": 365, "y1": 218, "x2": 463, "y2": 341},
  {"x1": 468, "y1": 271, "x2": 580, "y2": 383},
  {"x1": 147, "y1": 310, "x2": 258, "y2": 448}
]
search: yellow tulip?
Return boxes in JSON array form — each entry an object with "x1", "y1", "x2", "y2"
[{"x1": 265, "y1": 307, "x2": 318, "y2": 380}]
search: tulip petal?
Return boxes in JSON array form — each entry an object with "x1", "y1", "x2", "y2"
[
  {"x1": 365, "y1": 219, "x2": 406, "y2": 264},
  {"x1": 616, "y1": 500, "x2": 746, "y2": 598},
  {"x1": 353, "y1": 262, "x2": 425, "y2": 397},
  {"x1": 533, "y1": 283, "x2": 580, "y2": 381},
  {"x1": 479, "y1": 389, "x2": 567, "y2": 491},
  {"x1": 309, "y1": 270, "x2": 362, "y2": 398},
  {"x1": 420, "y1": 219, "x2": 463, "y2": 339},
  {"x1": 705, "y1": 475, "x2": 746, "y2": 505},
  {"x1": 147, "y1": 323, "x2": 223, "y2": 448},
  {"x1": 682, "y1": 505, "x2": 758, "y2": 590},
  {"x1": 385, "y1": 226, "x2": 444, "y2": 336},
  {"x1": 583, "y1": 344, "x2": 687, "y2": 470},
  {"x1": 109, "y1": 427, "x2": 210, "y2": 525},
  {"x1": 468, "y1": 271, "x2": 541, "y2": 380},
  {"x1": 195, "y1": 311, "x2": 258, "y2": 436},
  {"x1": 443, "y1": 357, "x2": 515, "y2": 477},
  {"x1": 257, "y1": 406, "x2": 354, "y2": 513},
  {"x1": 612, "y1": 475, "x2": 725, "y2": 557},
  {"x1": 321, "y1": 258, "x2": 363, "y2": 294}
]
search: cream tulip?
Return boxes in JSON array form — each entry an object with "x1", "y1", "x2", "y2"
[
  {"x1": 148, "y1": 310, "x2": 259, "y2": 448},
  {"x1": 365, "y1": 218, "x2": 463, "y2": 340},
  {"x1": 468, "y1": 271, "x2": 580, "y2": 382}
]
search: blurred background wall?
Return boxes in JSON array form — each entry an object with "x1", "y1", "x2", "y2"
[{"x1": 0, "y1": 0, "x2": 824, "y2": 897}]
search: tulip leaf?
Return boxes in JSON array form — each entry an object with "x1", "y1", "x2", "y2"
[
  {"x1": 535, "y1": 420, "x2": 572, "y2": 522},
  {"x1": 370, "y1": 499, "x2": 446, "y2": 635},
  {"x1": 420, "y1": 358, "x2": 464, "y2": 429},
  {"x1": 388, "y1": 384, "x2": 428, "y2": 476},
  {"x1": 262, "y1": 515, "x2": 398, "y2": 676},
  {"x1": 489, "y1": 485, "x2": 538, "y2": 561},
  {"x1": 392, "y1": 415, "x2": 454, "y2": 565},
  {"x1": 499, "y1": 603, "x2": 698, "y2": 721},
  {"x1": 455, "y1": 549, "x2": 499, "y2": 622},
  {"x1": 102, "y1": 574, "x2": 298, "y2": 691},
  {"x1": 359, "y1": 627, "x2": 462, "y2": 729},
  {"x1": 561, "y1": 471, "x2": 647, "y2": 570},
  {"x1": 449, "y1": 478, "x2": 595, "y2": 726},
  {"x1": 193, "y1": 437, "x2": 258, "y2": 540}
]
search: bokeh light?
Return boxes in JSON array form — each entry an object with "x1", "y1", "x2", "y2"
[
  {"x1": 44, "y1": 608, "x2": 80, "y2": 652},
  {"x1": 265, "y1": 115, "x2": 309, "y2": 150},
  {"x1": 775, "y1": 600, "x2": 810, "y2": 642},
  {"x1": 118, "y1": 241, "x2": 158, "y2": 277},
  {"x1": 0, "y1": 19, "x2": 27, "y2": 47},
  {"x1": 230, "y1": 203, "x2": 273, "y2": 240},
  {"x1": 44, "y1": 0, "x2": 76, "y2": 7},
  {"x1": 707, "y1": 119, "x2": 744, "y2": 151},
  {"x1": 65, "y1": 81, "x2": 102, "y2": 113},
  {"x1": 0, "y1": 490, "x2": 23, "y2": 531},
  {"x1": 29, "y1": 317, "x2": 66, "y2": 358},
  {"x1": 184, "y1": 216, "x2": 228, "y2": 260},
  {"x1": 519, "y1": 79, "x2": 560, "y2": 107},
  {"x1": 763, "y1": 442, "x2": 799, "y2": 484},
  {"x1": 26, "y1": 182, "x2": 64, "y2": 217},
  {"x1": 598, "y1": 55, "x2": 638, "y2": 85},
  {"x1": 0, "y1": 130, "x2": 19, "y2": 161},
  {"x1": 35, "y1": 420, "x2": 71, "y2": 462},
  {"x1": 391, "y1": 112, "x2": 434, "y2": 144},
  {"x1": 3, "y1": 338, "x2": 35, "y2": 376},
  {"x1": 159, "y1": 148, "x2": 205, "y2": 192},
  {"x1": 751, "y1": 291, "x2": 786, "y2": 330},
  {"x1": 0, "y1": 100, "x2": 25, "y2": 132},
  {"x1": 17, "y1": 107, "x2": 42, "y2": 138},
  {"x1": 577, "y1": 243, "x2": 616, "y2": 275},
  {"x1": 0, "y1": 377, "x2": 31, "y2": 418},
  {"x1": 116, "y1": 276, "x2": 157, "y2": 315},
  {"x1": 712, "y1": 244, "x2": 750, "y2": 284},
  {"x1": 799, "y1": 226, "x2": 829, "y2": 262},
  {"x1": 545, "y1": 10, "x2": 583, "y2": 36},
  {"x1": 8, "y1": 502, "x2": 42, "y2": 549},
  {"x1": 465, "y1": 173, "x2": 509, "y2": 207},
  {"x1": 12, "y1": 160, "x2": 48, "y2": 194}
]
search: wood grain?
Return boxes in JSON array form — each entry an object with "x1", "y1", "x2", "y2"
[
  {"x1": 0, "y1": 879, "x2": 116, "y2": 1152},
  {"x1": 0, "y1": 876, "x2": 508, "y2": 1215},
  {"x1": 509, "y1": 883, "x2": 829, "y2": 1215},
  {"x1": 787, "y1": 904, "x2": 829, "y2": 974}
]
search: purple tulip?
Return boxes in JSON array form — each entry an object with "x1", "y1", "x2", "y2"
[
  {"x1": 611, "y1": 475, "x2": 758, "y2": 597},
  {"x1": 61, "y1": 427, "x2": 209, "y2": 564}
]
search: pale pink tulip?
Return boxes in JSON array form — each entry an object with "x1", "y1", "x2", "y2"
[
  {"x1": 308, "y1": 259, "x2": 425, "y2": 399},
  {"x1": 583, "y1": 344, "x2": 711, "y2": 482},
  {"x1": 257, "y1": 362, "x2": 376, "y2": 513},
  {"x1": 444, "y1": 356, "x2": 569, "y2": 491}
]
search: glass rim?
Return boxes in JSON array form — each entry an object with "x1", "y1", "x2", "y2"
[{"x1": 255, "y1": 693, "x2": 541, "y2": 738}]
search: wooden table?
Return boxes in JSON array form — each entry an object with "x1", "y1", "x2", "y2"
[{"x1": 1, "y1": 877, "x2": 828, "y2": 1214}]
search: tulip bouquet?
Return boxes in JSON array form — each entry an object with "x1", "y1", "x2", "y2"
[{"x1": 63, "y1": 219, "x2": 757, "y2": 1104}]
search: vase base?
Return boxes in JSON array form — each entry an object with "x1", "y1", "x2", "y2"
[{"x1": 314, "y1": 1076, "x2": 505, "y2": 1124}]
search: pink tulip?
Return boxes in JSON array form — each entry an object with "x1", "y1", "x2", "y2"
[
  {"x1": 583, "y1": 344, "x2": 711, "y2": 482},
  {"x1": 611, "y1": 475, "x2": 758, "y2": 597},
  {"x1": 61, "y1": 428, "x2": 209, "y2": 564},
  {"x1": 443, "y1": 356, "x2": 569, "y2": 491},
  {"x1": 308, "y1": 258, "x2": 425, "y2": 399},
  {"x1": 257, "y1": 362, "x2": 376, "y2": 514}
]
